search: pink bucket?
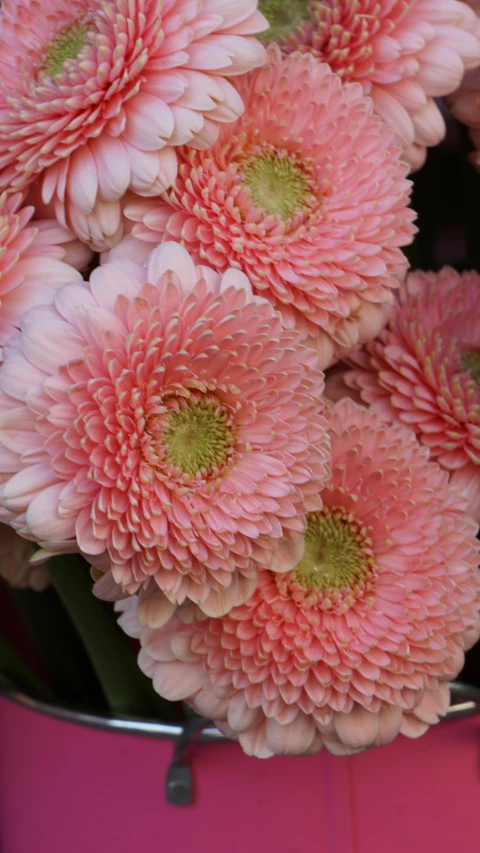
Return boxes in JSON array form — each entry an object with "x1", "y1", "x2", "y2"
[{"x1": 0, "y1": 693, "x2": 479, "y2": 853}]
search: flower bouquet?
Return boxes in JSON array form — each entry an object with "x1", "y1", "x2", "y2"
[{"x1": 0, "y1": 0, "x2": 480, "y2": 793}]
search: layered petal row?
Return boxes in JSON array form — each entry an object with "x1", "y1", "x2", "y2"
[
  {"x1": 345, "y1": 267, "x2": 480, "y2": 521},
  {"x1": 0, "y1": 242, "x2": 331, "y2": 618},
  {"x1": 0, "y1": 192, "x2": 86, "y2": 346},
  {"x1": 0, "y1": 0, "x2": 267, "y2": 249},
  {"x1": 110, "y1": 48, "x2": 416, "y2": 367},
  {"x1": 259, "y1": 0, "x2": 480, "y2": 169},
  {"x1": 125, "y1": 399, "x2": 480, "y2": 756}
]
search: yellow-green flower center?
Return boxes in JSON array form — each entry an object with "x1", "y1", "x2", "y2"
[
  {"x1": 461, "y1": 350, "x2": 480, "y2": 383},
  {"x1": 42, "y1": 22, "x2": 89, "y2": 78},
  {"x1": 243, "y1": 150, "x2": 311, "y2": 220},
  {"x1": 162, "y1": 399, "x2": 235, "y2": 476},
  {"x1": 259, "y1": 0, "x2": 310, "y2": 42},
  {"x1": 293, "y1": 508, "x2": 375, "y2": 593}
]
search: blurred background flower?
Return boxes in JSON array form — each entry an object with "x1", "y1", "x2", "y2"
[{"x1": 344, "y1": 267, "x2": 480, "y2": 521}]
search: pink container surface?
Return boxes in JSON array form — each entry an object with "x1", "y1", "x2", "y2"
[{"x1": 0, "y1": 695, "x2": 478, "y2": 853}]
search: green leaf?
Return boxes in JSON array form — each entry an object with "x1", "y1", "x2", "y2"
[
  {"x1": 12, "y1": 586, "x2": 107, "y2": 710},
  {"x1": 48, "y1": 555, "x2": 177, "y2": 720}
]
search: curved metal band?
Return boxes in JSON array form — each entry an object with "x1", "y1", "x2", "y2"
[
  {"x1": 0, "y1": 687, "x2": 223, "y2": 740},
  {"x1": 2, "y1": 681, "x2": 480, "y2": 740}
]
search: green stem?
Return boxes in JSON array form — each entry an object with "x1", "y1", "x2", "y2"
[
  {"x1": 0, "y1": 630, "x2": 54, "y2": 702},
  {"x1": 48, "y1": 555, "x2": 176, "y2": 719},
  {"x1": 12, "y1": 586, "x2": 106, "y2": 710}
]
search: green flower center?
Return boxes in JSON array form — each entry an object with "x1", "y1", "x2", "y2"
[
  {"x1": 293, "y1": 508, "x2": 375, "y2": 593},
  {"x1": 259, "y1": 0, "x2": 310, "y2": 42},
  {"x1": 42, "y1": 22, "x2": 89, "y2": 78},
  {"x1": 461, "y1": 350, "x2": 480, "y2": 383},
  {"x1": 162, "y1": 399, "x2": 235, "y2": 477},
  {"x1": 242, "y1": 150, "x2": 311, "y2": 220}
]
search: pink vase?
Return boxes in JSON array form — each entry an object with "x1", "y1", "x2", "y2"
[{"x1": 0, "y1": 694, "x2": 479, "y2": 853}]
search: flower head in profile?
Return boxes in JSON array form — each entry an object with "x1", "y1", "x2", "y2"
[
  {"x1": 258, "y1": 0, "x2": 480, "y2": 170},
  {"x1": 345, "y1": 268, "x2": 480, "y2": 521},
  {"x1": 0, "y1": 0, "x2": 267, "y2": 250},
  {"x1": 447, "y1": 1, "x2": 480, "y2": 171},
  {"x1": 0, "y1": 192, "x2": 85, "y2": 346},
  {"x1": 112, "y1": 48, "x2": 415, "y2": 368},
  {"x1": 0, "y1": 524, "x2": 48, "y2": 590},
  {"x1": 127, "y1": 400, "x2": 480, "y2": 757},
  {"x1": 0, "y1": 243, "x2": 331, "y2": 621}
]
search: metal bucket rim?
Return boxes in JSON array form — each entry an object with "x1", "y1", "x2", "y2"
[
  {"x1": 1, "y1": 681, "x2": 480, "y2": 742},
  {"x1": 0, "y1": 687, "x2": 223, "y2": 741}
]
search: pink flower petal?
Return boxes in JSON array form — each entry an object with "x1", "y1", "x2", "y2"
[
  {"x1": 26, "y1": 481, "x2": 76, "y2": 541},
  {"x1": 146, "y1": 242, "x2": 197, "y2": 292},
  {"x1": 333, "y1": 706, "x2": 380, "y2": 750},
  {"x1": 269, "y1": 534, "x2": 304, "y2": 573},
  {"x1": 153, "y1": 661, "x2": 205, "y2": 701},
  {"x1": 266, "y1": 714, "x2": 316, "y2": 755},
  {"x1": 137, "y1": 589, "x2": 177, "y2": 630}
]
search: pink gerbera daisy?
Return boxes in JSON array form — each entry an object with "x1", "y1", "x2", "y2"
[
  {"x1": 0, "y1": 524, "x2": 48, "y2": 590},
  {"x1": 111, "y1": 48, "x2": 416, "y2": 368},
  {"x1": 258, "y1": 0, "x2": 480, "y2": 170},
  {"x1": 125, "y1": 399, "x2": 480, "y2": 757},
  {"x1": 345, "y1": 268, "x2": 480, "y2": 521},
  {"x1": 0, "y1": 242, "x2": 330, "y2": 620},
  {"x1": 447, "y1": 1, "x2": 480, "y2": 170},
  {"x1": 0, "y1": 0, "x2": 267, "y2": 251},
  {"x1": 0, "y1": 192, "x2": 86, "y2": 346}
]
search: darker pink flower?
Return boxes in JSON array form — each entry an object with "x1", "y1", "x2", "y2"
[
  {"x1": 0, "y1": 0, "x2": 267, "y2": 250},
  {"x1": 112, "y1": 48, "x2": 416, "y2": 367},
  {"x1": 0, "y1": 242, "x2": 330, "y2": 619},
  {"x1": 0, "y1": 191, "x2": 85, "y2": 346},
  {"x1": 127, "y1": 400, "x2": 480, "y2": 756},
  {"x1": 345, "y1": 268, "x2": 480, "y2": 521},
  {"x1": 259, "y1": 0, "x2": 480, "y2": 170}
]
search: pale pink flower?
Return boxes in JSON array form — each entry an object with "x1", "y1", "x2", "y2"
[
  {"x1": 0, "y1": 242, "x2": 330, "y2": 621},
  {"x1": 345, "y1": 268, "x2": 480, "y2": 521},
  {"x1": 0, "y1": 0, "x2": 267, "y2": 251},
  {"x1": 128, "y1": 399, "x2": 480, "y2": 757},
  {"x1": 446, "y1": 1, "x2": 480, "y2": 169},
  {"x1": 0, "y1": 192, "x2": 85, "y2": 346},
  {"x1": 111, "y1": 49, "x2": 416, "y2": 368},
  {"x1": 0, "y1": 523, "x2": 48, "y2": 590},
  {"x1": 26, "y1": 184, "x2": 95, "y2": 272},
  {"x1": 258, "y1": 0, "x2": 480, "y2": 170},
  {"x1": 447, "y1": 76, "x2": 480, "y2": 171}
]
